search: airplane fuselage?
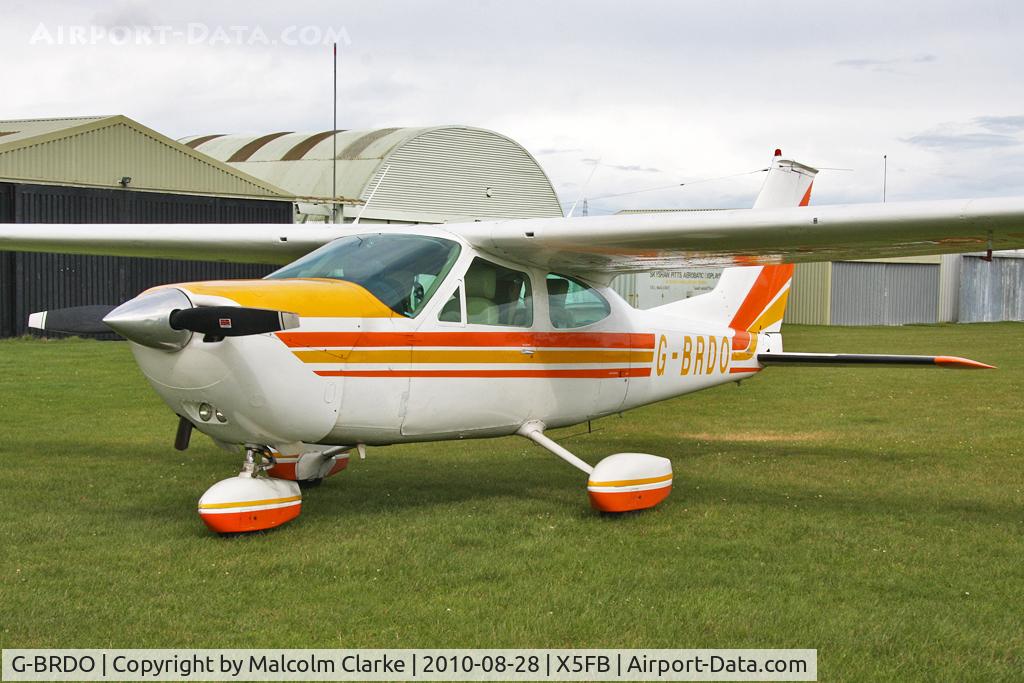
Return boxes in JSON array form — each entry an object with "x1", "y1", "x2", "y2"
[{"x1": 126, "y1": 228, "x2": 778, "y2": 454}]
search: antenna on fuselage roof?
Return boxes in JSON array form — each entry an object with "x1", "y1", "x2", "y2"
[{"x1": 352, "y1": 165, "x2": 391, "y2": 226}]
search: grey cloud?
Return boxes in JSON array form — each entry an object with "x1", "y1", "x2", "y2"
[
  {"x1": 834, "y1": 54, "x2": 937, "y2": 72},
  {"x1": 91, "y1": 1, "x2": 160, "y2": 28},
  {"x1": 606, "y1": 164, "x2": 661, "y2": 173},
  {"x1": 535, "y1": 147, "x2": 583, "y2": 155},
  {"x1": 903, "y1": 132, "x2": 1020, "y2": 150},
  {"x1": 974, "y1": 115, "x2": 1024, "y2": 133},
  {"x1": 576, "y1": 159, "x2": 659, "y2": 172}
]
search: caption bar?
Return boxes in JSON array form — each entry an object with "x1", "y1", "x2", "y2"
[{"x1": 2, "y1": 649, "x2": 815, "y2": 681}]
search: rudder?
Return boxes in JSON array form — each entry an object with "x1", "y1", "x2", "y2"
[{"x1": 652, "y1": 150, "x2": 817, "y2": 334}]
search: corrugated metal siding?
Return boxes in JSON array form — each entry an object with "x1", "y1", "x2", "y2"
[
  {"x1": 831, "y1": 262, "x2": 939, "y2": 326},
  {"x1": 359, "y1": 127, "x2": 563, "y2": 220},
  {"x1": 1, "y1": 182, "x2": 16, "y2": 337},
  {"x1": 0, "y1": 120, "x2": 284, "y2": 197},
  {"x1": 611, "y1": 273, "x2": 639, "y2": 307},
  {"x1": 0, "y1": 252, "x2": 13, "y2": 338},
  {"x1": 0, "y1": 180, "x2": 13, "y2": 337},
  {"x1": 786, "y1": 262, "x2": 831, "y2": 325},
  {"x1": 938, "y1": 254, "x2": 961, "y2": 322},
  {"x1": 1, "y1": 182, "x2": 289, "y2": 338},
  {"x1": 959, "y1": 255, "x2": 1024, "y2": 322}
]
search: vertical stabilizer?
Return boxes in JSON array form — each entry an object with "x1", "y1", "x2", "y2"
[
  {"x1": 652, "y1": 151, "x2": 817, "y2": 334},
  {"x1": 753, "y1": 149, "x2": 818, "y2": 209}
]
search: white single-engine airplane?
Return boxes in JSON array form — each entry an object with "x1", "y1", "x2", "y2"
[{"x1": 3, "y1": 152, "x2": 1023, "y2": 534}]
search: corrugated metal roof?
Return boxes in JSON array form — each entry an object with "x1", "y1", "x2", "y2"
[
  {"x1": 182, "y1": 125, "x2": 564, "y2": 222},
  {"x1": 0, "y1": 116, "x2": 111, "y2": 145},
  {"x1": 0, "y1": 115, "x2": 290, "y2": 198}
]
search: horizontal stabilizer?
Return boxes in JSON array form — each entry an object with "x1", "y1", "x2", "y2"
[{"x1": 757, "y1": 352, "x2": 994, "y2": 370}]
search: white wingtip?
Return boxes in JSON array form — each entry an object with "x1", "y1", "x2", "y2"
[{"x1": 28, "y1": 311, "x2": 47, "y2": 330}]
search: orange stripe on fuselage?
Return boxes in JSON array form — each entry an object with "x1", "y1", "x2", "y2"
[{"x1": 277, "y1": 331, "x2": 656, "y2": 349}]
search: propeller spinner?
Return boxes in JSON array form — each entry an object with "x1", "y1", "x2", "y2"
[{"x1": 28, "y1": 288, "x2": 300, "y2": 350}]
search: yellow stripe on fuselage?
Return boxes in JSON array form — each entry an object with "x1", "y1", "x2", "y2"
[{"x1": 292, "y1": 349, "x2": 655, "y2": 364}]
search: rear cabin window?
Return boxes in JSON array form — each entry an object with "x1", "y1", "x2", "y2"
[
  {"x1": 546, "y1": 274, "x2": 611, "y2": 329},
  {"x1": 463, "y1": 258, "x2": 533, "y2": 327}
]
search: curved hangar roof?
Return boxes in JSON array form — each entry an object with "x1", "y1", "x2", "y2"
[{"x1": 180, "y1": 126, "x2": 563, "y2": 223}]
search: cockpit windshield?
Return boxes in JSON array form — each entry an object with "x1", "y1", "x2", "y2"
[{"x1": 266, "y1": 233, "x2": 462, "y2": 317}]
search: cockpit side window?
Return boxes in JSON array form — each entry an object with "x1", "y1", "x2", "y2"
[
  {"x1": 546, "y1": 273, "x2": 611, "y2": 328},
  {"x1": 266, "y1": 234, "x2": 461, "y2": 318},
  {"x1": 463, "y1": 258, "x2": 533, "y2": 327},
  {"x1": 438, "y1": 286, "x2": 463, "y2": 323}
]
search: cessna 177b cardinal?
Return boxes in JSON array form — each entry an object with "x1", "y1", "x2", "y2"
[{"x1": 2, "y1": 150, "x2": 1022, "y2": 533}]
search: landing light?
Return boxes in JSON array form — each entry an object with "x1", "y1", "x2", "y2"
[
  {"x1": 198, "y1": 403, "x2": 213, "y2": 422},
  {"x1": 215, "y1": 409, "x2": 227, "y2": 423}
]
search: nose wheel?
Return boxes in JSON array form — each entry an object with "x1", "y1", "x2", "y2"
[{"x1": 197, "y1": 446, "x2": 302, "y2": 534}]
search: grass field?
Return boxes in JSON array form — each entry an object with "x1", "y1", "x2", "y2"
[{"x1": 0, "y1": 323, "x2": 1022, "y2": 681}]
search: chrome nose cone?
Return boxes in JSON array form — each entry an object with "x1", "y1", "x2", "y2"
[{"x1": 103, "y1": 288, "x2": 194, "y2": 352}]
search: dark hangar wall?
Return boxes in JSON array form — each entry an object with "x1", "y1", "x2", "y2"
[{"x1": 0, "y1": 182, "x2": 287, "y2": 338}]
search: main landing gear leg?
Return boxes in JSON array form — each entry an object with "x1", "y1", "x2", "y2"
[
  {"x1": 517, "y1": 420, "x2": 673, "y2": 513},
  {"x1": 265, "y1": 445, "x2": 352, "y2": 489},
  {"x1": 197, "y1": 445, "x2": 303, "y2": 534}
]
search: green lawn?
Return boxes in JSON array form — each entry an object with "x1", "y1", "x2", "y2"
[{"x1": 0, "y1": 324, "x2": 1022, "y2": 681}]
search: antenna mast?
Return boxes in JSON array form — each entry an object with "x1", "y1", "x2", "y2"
[
  {"x1": 882, "y1": 154, "x2": 887, "y2": 203},
  {"x1": 332, "y1": 42, "x2": 338, "y2": 222}
]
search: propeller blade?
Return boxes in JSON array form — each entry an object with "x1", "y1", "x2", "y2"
[
  {"x1": 28, "y1": 305, "x2": 117, "y2": 335},
  {"x1": 168, "y1": 306, "x2": 300, "y2": 337}
]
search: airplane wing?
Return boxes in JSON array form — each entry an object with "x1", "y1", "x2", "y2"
[
  {"x1": 0, "y1": 224, "x2": 344, "y2": 265},
  {"x1": 460, "y1": 196, "x2": 1024, "y2": 275},
  {"x1": 1, "y1": 197, "x2": 1023, "y2": 270}
]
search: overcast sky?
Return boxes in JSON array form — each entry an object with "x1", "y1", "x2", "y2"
[{"x1": 4, "y1": 1, "x2": 1024, "y2": 214}]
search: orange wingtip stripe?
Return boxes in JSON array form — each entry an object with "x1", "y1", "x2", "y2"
[
  {"x1": 730, "y1": 367, "x2": 760, "y2": 374},
  {"x1": 934, "y1": 356, "x2": 996, "y2": 370}
]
